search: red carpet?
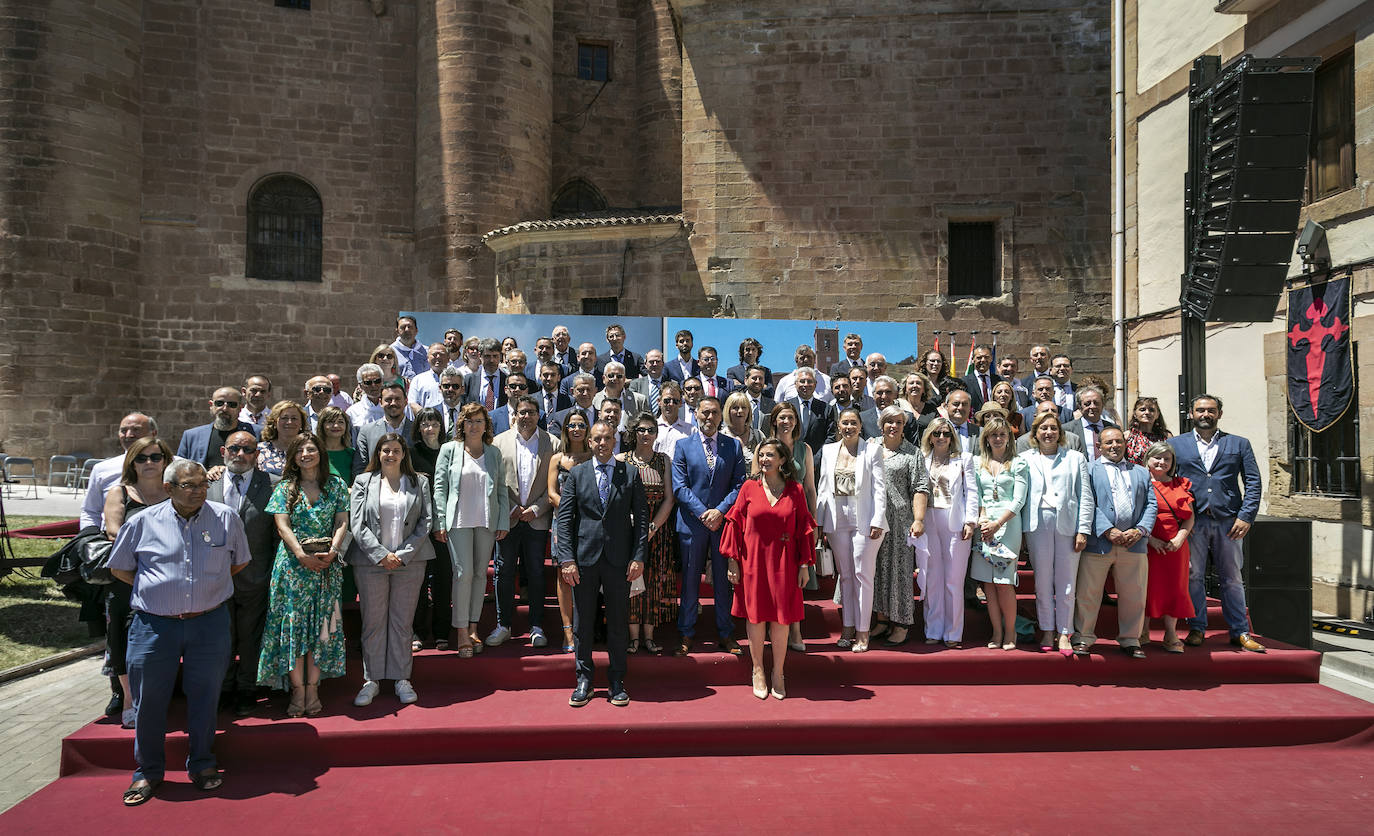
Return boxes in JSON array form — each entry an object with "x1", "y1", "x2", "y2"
[{"x1": 4, "y1": 587, "x2": 1372, "y2": 830}]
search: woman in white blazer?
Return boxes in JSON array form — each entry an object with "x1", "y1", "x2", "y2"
[
  {"x1": 1017, "y1": 411, "x2": 1093, "y2": 657},
  {"x1": 816, "y1": 407, "x2": 888, "y2": 653},
  {"x1": 433, "y1": 403, "x2": 509, "y2": 658},
  {"x1": 919, "y1": 416, "x2": 979, "y2": 647},
  {"x1": 347, "y1": 432, "x2": 435, "y2": 707}
]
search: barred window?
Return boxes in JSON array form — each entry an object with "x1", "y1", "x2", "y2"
[
  {"x1": 582, "y1": 297, "x2": 618, "y2": 316},
  {"x1": 246, "y1": 175, "x2": 322, "y2": 282},
  {"x1": 1290, "y1": 344, "x2": 1360, "y2": 497},
  {"x1": 276, "y1": 0, "x2": 311, "y2": 10},
  {"x1": 577, "y1": 42, "x2": 611, "y2": 82},
  {"x1": 947, "y1": 221, "x2": 998, "y2": 297},
  {"x1": 551, "y1": 179, "x2": 608, "y2": 217}
]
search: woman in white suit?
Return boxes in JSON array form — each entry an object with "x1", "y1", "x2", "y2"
[
  {"x1": 1017, "y1": 411, "x2": 1092, "y2": 657},
  {"x1": 816, "y1": 407, "x2": 888, "y2": 653},
  {"x1": 347, "y1": 433, "x2": 435, "y2": 706},
  {"x1": 920, "y1": 416, "x2": 978, "y2": 647},
  {"x1": 433, "y1": 402, "x2": 509, "y2": 658}
]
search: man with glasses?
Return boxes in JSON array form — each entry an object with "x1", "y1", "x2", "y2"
[
  {"x1": 81, "y1": 412, "x2": 159, "y2": 530},
  {"x1": 653, "y1": 381, "x2": 693, "y2": 459},
  {"x1": 302, "y1": 375, "x2": 335, "y2": 432},
  {"x1": 437, "y1": 367, "x2": 470, "y2": 439},
  {"x1": 176, "y1": 386, "x2": 257, "y2": 468},
  {"x1": 680, "y1": 377, "x2": 704, "y2": 429},
  {"x1": 592, "y1": 361, "x2": 648, "y2": 430},
  {"x1": 491, "y1": 372, "x2": 533, "y2": 435},
  {"x1": 206, "y1": 431, "x2": 278, "y2": 717},
  {"x1": 596, "y1": 323, "x2": 646, "y2": 380},
  {"x1": 536, "y1": 361, "x2": 571, "y2": 427},
  {"x1": 465, "y1": 337, "x2": 508, "y2": 411},
  {"x1": 109, "y1": 459, "x2": 252, "y2": 806},
  {"x1": 549, "y1": 373, "x2": 598, "y2": 439},
  {"x1": 347, "y1": 363, "x2": 387, "y2": 429},
  {"x1": 490, "y1": 395, "x2": 558, "y2": 649}
]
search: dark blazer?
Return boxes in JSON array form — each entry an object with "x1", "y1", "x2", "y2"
[
  {"x1": 1168, "y1": 431, "x2": 1262, "y2": 523},
  {"x1": 1019, "y1": 403, "x2": 1074, "y2": 429},
  {"x1": 559, "y1": 367, "x2": 602, "y2": 397},
  {"x1": 548, "y1": 403, "x2": 598, "y2": 439},
  {"x1": 671, "y1": 433, "x2": 746, "y2": 541},
  {"x1": 860, "y1": 406, "x2": 919, "y2": 445},
  {"x1": 696, "y1": 374, "x2": 730, "y2": 400},
  {"x1": 1062, "y1": 418, "x2": 1115, "y2": 460},
  {"x1": 748, "y1": 395, "x2": 776, "y2": 433},
  {"x1": 1084, "y1": 459, "x2": 1157, "y2": 555},
  {"x1": 555, "y1": 456, "x2": 649, "y2": 569},
  {"x1": 353, "y1": 417, "x2": 414, "y2": 480},
  {"x1": 829, "y1": 357, "x2": 865, "y2": 379},
  {"x1": 960, "y1": 371, "x2": 1003, "y2": 412},
  {"x1": 534, "y1": 389, "x2": 573, "y2": 430},
  {"x1": 596, "y1": 349, "x2": 646, "y2": 380},
  {"x1": 176, "y1": 420, "x2": 258, "y2": 465},
  {"x1": 206, "y1": 468, "x2": 277, "y2": 589},
  {"x1": 790, "y1": 396, "x2": 836, "y2": 461},
  {"x1": 465, "y1": 368, "x2": 509, "y2": 408},
  {"x1": 663, "y1": 356, "x2": 700, "y2": 383},
  {"x1": 725, "y1": 364, "x2": 773, "y2": 393},
  {"x1": 551, "y1": 353, "x2": 577, "y2": 380}
]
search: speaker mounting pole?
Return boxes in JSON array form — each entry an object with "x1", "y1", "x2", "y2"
[{"x1": 1180, "y1": 56, "x2": 1220, "y2": 431}]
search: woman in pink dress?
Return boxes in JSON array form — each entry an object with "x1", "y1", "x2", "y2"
[
  {"x1": 1144, "y1": 441, "x2": 1195, "y2": 652},
  {"x1": 723, "y1": 438, "x2": 817, "y2": 701}
]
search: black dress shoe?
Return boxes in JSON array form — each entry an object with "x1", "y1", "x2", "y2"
[
  {"x1": 569, "y1": 678, "x2": 593, "y2": 708},
  {"x1": 719, "y1": 636, "x2": 743, "y2": 656},
  {"x1": 234, "y1": 691, "x2": 258, "y2": 717},
  {"x1": 1072, "y1": 643, "x2": 1092, "y2": 656},
  {"x1": 1121, "y1": 645, "x2": 1146, "y2": 659},
  {"x1": 674, "y1": 638, "x2": 694, "y2": 657},
  {"x1": 608, "y1": 682, "x2": 629, "y2": 707},
  {"x1": 104, "y1": 692, "x2": 124, "y2": 718}
]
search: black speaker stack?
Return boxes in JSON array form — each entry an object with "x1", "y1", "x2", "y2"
[
  {"x1": 1182, "y1": 55, "x2": 1318, "y2": 323},
  {"x1": 1241, "y1": 517, "x2": 1313, "y2": 648}
]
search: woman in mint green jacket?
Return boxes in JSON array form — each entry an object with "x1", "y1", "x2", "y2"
[{"x1": 433, "y1": 402, "x2": 509, "y2": 657}]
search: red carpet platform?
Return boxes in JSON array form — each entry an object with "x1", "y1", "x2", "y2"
[{"x1": 5, "y1": 582, "x2": 1373, "y2": 832}]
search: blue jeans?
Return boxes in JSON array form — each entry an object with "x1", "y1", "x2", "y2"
[
  {"x1": 676, "y1": 530, "x2": 734, "y2": 640},
  {"x1": 1186, "y1": 515, "x2": 1250, "y2": 636},
  {"x1": 128, "y1": 605, "x2": 231, "y2": 783}
]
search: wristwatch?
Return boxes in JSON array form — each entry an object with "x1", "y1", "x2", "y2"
[{"x1": 648, "y1": 522, "x2": 657, "y2": 532}]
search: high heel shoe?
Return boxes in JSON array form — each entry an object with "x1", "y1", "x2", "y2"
[
  {"x1": 1040, "y1": 631, "x2": 1055, "y2": 653},
  {"x1": 770, "y1": 672, "x2": 786, "y2": 700},
  {"x1": 304, "y1": 680, "x2": 322, "y2": 716},
  {"x1": 1057, "y1": 634, "x2": 1074, "y2": 658},
  {"x1": 286, "y1": 685, "x2": 305, "y2": 718},
  {"x1": 752, "y1": 667, "x2": 768, "y2": 700},
  {"x1": 562, "y1": 624, "x2": 575, "y2": 653}
]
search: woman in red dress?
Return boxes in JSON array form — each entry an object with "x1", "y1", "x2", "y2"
[
  {"x1": 1143, "y1": 440, "x2": 1195, "y2": 652},
  {"x1": 723, "y1": 438, "x2": 817, "y2": 701}
]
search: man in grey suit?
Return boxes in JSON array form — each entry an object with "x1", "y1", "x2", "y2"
[
  {"x1": 860, "y1": 375, "x2": 918, "y2": 444},
  {"x1": 592, "y1": 361, "x2": 648, "y2": 429},
  {"x1": 628, "y1": 349, "x2": 671, "y2": 416},
  {"x1": 488, "y1": 396, "x2": 559, "y2": 649},
  {"x1": 557, "y1": 421, "x2": 648, "y2": 708},
  {"x1": 916, "y1": 389, "x2": 981, "y2": 450},
  {"x1": 207, "y1": 431, "x2": 278, "y2": 716},
  {"x1": 1062, "y1": 385, "x2": 1111, "y2": 463},
  {"x1": 353, "y1": 382, "x2": 412, "y2": 479}
]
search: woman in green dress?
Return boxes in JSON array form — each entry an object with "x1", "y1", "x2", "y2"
[
  {"x1": 316, "y1": 406, "x2": 355, "y2": 484},
  {"x1": 971, "y1": 416, "x2": 1028, "y2": 651},
  {"x1": 258, "y1": 432, "x2": 350, "y2": 717}
]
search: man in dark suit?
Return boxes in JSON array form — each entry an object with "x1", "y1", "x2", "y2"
[
  {"x1": 1073, "y1": 426, "x2": 1156, "y2": 659},
  {"x1": 1168, "y1": 394, "x2": 1265, "y2": 652},
  {"x1": 488, "y1": 373, "x2": 533, "y2": 436},
  {"x1": 695, "y1": 345, "x2": 729, "y2": 402},
  {"x1": 829, "y1": 332, "x2": 865, "y2": 379},
  {"x1": 207, "y1": 431, "x2": 278, "y2": 716},
  {"x1": 176, "y1": 386, "x2": 258, "y2": 468},
  {"x1": 788, "y1": 368, "x2": 834, "y2": 465},
  {"x1": 860, "y1": 376, "x2": 920, "y2": 445},
  {"x1": 535, "y1": 361, "x2": 572, "y2": 428},
  {"x1": 998, "y1": 356, "x2": 1032, "y2": 409},
  {"x1": 548, "y1": 373, "x2": 599, "y2": 439},
  {"x1": 551, "y1": 325, "x2": 576, "y2": 379},
  {"x1": 595, "y1": 323, "x2": 646, "y2": 380},
  {"x1": 629, "y1": 349, "x2": 671, "y2": 416},
  {"x1": 1019, "y1": 344, "x2": 1052, "y2": 391},
  {"x1": 354, "y1": 383, "x2": 412, "y2": 479},
  {"x1": 560, "y1": 342, "x2": 602, "y2": 397},
  {"x1": 556, "y1": 421, "x2": 648, "y2": 707},
  {"x1": 960, "y1": 345, "x2": 1002, "y2": 412},
  {"x1": 1018, "y1": 375, "x2": 1074, "y2": 429},
  {"x1": 672, "y1": 396, "x2": 746, "y2": 656},
  {"x1": 740, "y1": 365, "x2": 775, "y2": 432},
  {"x1": 916, "y1": 389, "x2": 980, "y2": 450},
  {"x1": 1048, "y1": 353, "x2": 1077, "y2": 413},
  {"x1": 1062, "y1": 385, "x2": 1111, "y2": 463},
  {"x1": 465, "y1": 337, "x2": 508, "y2": 411},
  {"x1": 436, "y1": 367, "x2": 469, "y2": 440},
  {"x1": 664, "y1": 328, "x2": 699, "y2": 383}
]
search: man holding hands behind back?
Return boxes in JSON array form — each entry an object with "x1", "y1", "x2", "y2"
[{"x1": 556, "y1": 422, "x2": 649, "y2": 708}]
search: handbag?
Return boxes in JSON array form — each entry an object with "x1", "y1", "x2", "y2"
[
  {"x1": 815, "y1": 540, "x2": 835, "y2": 577},
  {"x1": 78, "y1": 537, "x2": 116, "y2": 585}
]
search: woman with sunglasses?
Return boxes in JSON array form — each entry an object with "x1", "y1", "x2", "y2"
[
  {"x1": 101, "y1": 437, "x2": 175, "y2": 728},
  {"x1": 547, "y1": 411, "x2": 594, "y2": 652},
  {"x1": 620, "y1": 412, "x2": 678, "y2": 654},
  {"x1": 919, "y1": 416, "x2": 978, "y2": 647},
  {"x1": 370, "y1": 344, "x2": 406, "y2": 389}
]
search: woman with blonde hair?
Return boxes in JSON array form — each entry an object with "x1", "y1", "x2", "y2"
[
  {"x1": 971, "y1": 416, "x2": 1028, "y2": 650},
  {"x1": 919, "y1": 416, "x2": 977, "y2": 647},
  {"x1": 548, "y1": 410, "x2": 594, "y2": 652},
  {"x1": 721, "y1": 390, "x2": 765, "y2": 468}
]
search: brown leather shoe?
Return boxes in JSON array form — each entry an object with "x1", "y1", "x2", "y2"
[
  {"x1": 719, "y1": 636, "x2": 743, "y2": 656},
  {"x1": 1231, "y1": 633, "x2": 1266, "y2": 653},
  {"x1": 1184, "y1": 629, "x2": 1205, "y2": 647},
  {"x1": 674, "y1": 638, "x2": 693, "y2": 657}
]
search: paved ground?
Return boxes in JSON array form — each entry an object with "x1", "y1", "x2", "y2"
[
  {"x1": 1, "y1": 485, "x2": 86, "y2": 521},
  {"x1": 0, "y1": 655, "x2": 107, "y2": 814}
]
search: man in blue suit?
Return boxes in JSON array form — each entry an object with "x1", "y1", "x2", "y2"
[
  {"x1": 1073, "y1": 426, "x2": 1156, "y2": 659},
  {"x1": 1168, "y1": 394, "x2": 1265, "y2": 652},
  {"x1": 176, "y1": 386, "x2": 258, "y2": 468},
  {"x1": 672, "y1": 396, "x2": 746, "y2": 656}
]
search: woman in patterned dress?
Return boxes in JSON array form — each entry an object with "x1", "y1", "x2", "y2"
[
  {"x1": 256, "y1": 400, "x2": 308, "y2": 476},
  {"x1": 620, "y1": 412, "x2": 678, "y2": 654},
  {"x1": 1124, "y1": 396, "x2": 1171, "y2": 466},
  {"x1": 870, "y1": 406, "x2": 930, "y2": 646},
  {"x1": 258, "y1": 432, "x2": 350, "y2": 718}
]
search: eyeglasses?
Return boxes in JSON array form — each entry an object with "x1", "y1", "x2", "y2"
[
  {"x1": 213, "y1": 399, "x2": 239, "y2": 407},
  {"x1": 660, "y1": 398, "x2": 680, "y2": 404},
  {"x1": 361, "y1": 378, "x2": 383, "y2": 386},
  {"x1": 132, "y1": 453, "x2": 165, "y2": 464},
  {"x1": 309, "y1": 385, "x2": 332, "y2": 394},
  {"x1": 225, "y1": 445, "x2": 257, "y2": 455},
  {"x1": 377, "y1": 353, "x2": 395, "y2": 359},
  {"x1": 635, "y1": 426, "x2": 658, "y2": 434},
  {"x1": 172, "y1": 481, "x2": 209, "y2": 492},
  {"x1": 440, "y1": 383, "x2": 463, "y2": 390},
  {"x1": 506, "y1": 383, "x2": 528, "y2": 390},
  {"x1": 929, "y1": 431, "x2": 952, "y2": 438}
]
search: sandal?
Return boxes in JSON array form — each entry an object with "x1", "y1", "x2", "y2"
[
  {"x1": 836, "y1": 637, "x2": 854, "y2": 649},
  {"x1": 457, "y1": 644, "x2": 474, "y2": 659},
  {"x1": 1164, "y1": 639, "x2": 1185, "y2": 654},
  {"x1": 192, "y1": 769, "x2": 223, "y2": 791},
  {"x1": 470, "y1": 637, "x2": 485, "y2": 655},
  {"x1": 643, "y1": 638, "x2": 662, "y2": 654},
  {"x1": 435, "y1": 638, "x2": 450, "y2": 651},
  {"x1": 562, "y1": 625, "x2": 575, "y2": 653},
  {"x1": 628, "y1": 639, "x2": 641, "y2": 654},
  {"x1": 122, "y1": 780, "x2": 158, "y2": 806},
  {"x1": 411, "y1": 636, "x2": 424, "y2": 653},
  {"x1": 304, "y1": 681, "x2": 322, "y2": 717},
  {"x1": 945, "y1": 640, "x2": 962, "y2": 649},
  {"x1": 287, "y1": 685, "x2": 305, "y2": 718}
]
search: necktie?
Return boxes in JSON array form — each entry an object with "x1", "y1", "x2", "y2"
[
  {"x1": 448, "y1": 406, "x2": 458, "y2": 439},
  {"x1": 981, "y1": 375, "x2": 989, "y2": 401},
  {"x1": 704, "y1": 435, "x2": 717, "y2": 470},
  {"x1": 706, "y1": 377, "x2": 716, "y2": 397},
  {"x1": 1112, "y1": 464, "x2": 1134, "y2": 525},
  {"x1": 751, "y1": 399, "x2": 761, "y2": 429},
  {"x1": 485, "y1": 375, "x2": 496, "y2": 410},
  {"x1": 597, "y1": 463, "x2": 611, "y2": 507},
  {"x1": 1088, "y1": 424, "x2": 1101, "y2": 460},
  {"x1": 230, "y1": 473, "x2": 245, "y2": 511},
  {"x1": 800, "y1": 401, "x2": 809, "y2": 427},
  {"x1": 545, "y1": 393, "x2": 554, "y2": 416}
]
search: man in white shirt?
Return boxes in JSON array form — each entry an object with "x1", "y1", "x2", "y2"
[
  {"x1": 597, "y1": 400, "x2": 627, "y2": 455},
  {"x1": 347, "y1": 364, "x2": 387, "y2": 429},
  {"x1": 80, "y1": 413, "x2": 158, "y2": 530},
  {"x1": 680, "y1": 377, "x2": 703, "y2": 429},
  {"x1": 666, "y1": 329, "x2": 698, "y2": 383},
  {"x1": 302, "y1": 376, "x2": 334, "y2": 431},
  {"x1": 1064, "y1": 386, "x2": 1111, "y2": 461},
  {"x1": 407, "y1": 342, "x2": 451, "y2": 411},
  {"x1": 560, "y1": 342, "x2": 602, "y2": 397},
  {"x1": 1049, "y1": 354, "x2": 1076, "y2": 411},
  {"x1": 238, "y1": 375, "x2": 273, "y2": 430},
  {"x1": 773, "y1": 345, "x2": 833, "y2": 404},
  {"x1": 489, "y1": 395, "x2": 558, "y2": 649},
  {"x1": 551, "y1": 325, "x2": 574, "y2": 377},
  {"x1": 629, "y1": 349, "x2": 671, "y2": 416},
  {"x1": 529, "y1": 336, "x2": 557, "y2": 379},
  {"x1": 436, "y1": 367, "x2": 468, "y2": 439},
  {"x1": 326, "y1": 373, "x2": 353, "y2": 409},
  {"x1": 654, "y1": 381, "x2": 694, "y2": 459}
]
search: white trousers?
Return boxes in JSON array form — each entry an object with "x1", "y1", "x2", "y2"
[
  {"x1": 831, "y1": 524, "x2": 884, "y2": 631},
  {"x1": 922, "y1": 506, "x2": 971, "y2": 642},
  {"x1": 1025, "y1": 507, "x2": 1081, "y2": 636}
]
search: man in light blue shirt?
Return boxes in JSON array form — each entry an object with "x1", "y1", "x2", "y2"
[
  {"x1": 109, "y1": 458, "x2": 251, "y2": 806},
  {"x1": 391, "y1": 314, "x2": 427, "y2": 380}
]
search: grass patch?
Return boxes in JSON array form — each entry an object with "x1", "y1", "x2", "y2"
[{"x1": 1, "y1": 515, "x2": 99, "y2": 670}]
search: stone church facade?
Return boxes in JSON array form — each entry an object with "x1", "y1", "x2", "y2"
[{"x1": 0, "y1": 0, "x2": 1110, "y2": 457}]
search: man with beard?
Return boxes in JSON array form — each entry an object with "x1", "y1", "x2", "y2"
[{"x1": 176, "y1": 387, "x2": 257, "y2": 468}]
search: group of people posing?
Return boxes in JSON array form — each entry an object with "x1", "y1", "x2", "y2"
[{"x1": 82, "y1": 317, "x2": 1264, "y2": 806}]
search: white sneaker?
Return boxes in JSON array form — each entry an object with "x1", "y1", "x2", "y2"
[
  {"x1": 529, "y1": 626, "x2": 548, "y2": 648},
  {"x1": 121, "y1": 707, "x2": 136, "y2": 729},
  {"x1": 353, "y1": 680, "x2": 380, "y2": 706},
  {"x1": 394, "y1": 679, "x2": 417, "y2": 704},
  {"x1": 485, "y1": 625, "x2": 512, "y2": 647}
]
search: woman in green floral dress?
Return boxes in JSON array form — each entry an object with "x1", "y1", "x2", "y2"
[{"x1": 258, "y1": 433, "x2": 351, "y2": 717}]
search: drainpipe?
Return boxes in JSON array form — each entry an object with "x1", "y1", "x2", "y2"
[{"x1": 1111, "y1": 0, "x2": 1127, "y2": 420}]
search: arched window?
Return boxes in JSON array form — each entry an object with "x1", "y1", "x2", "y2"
[
  {"x1": 551, "y1": 179, "x2": 607, "y2": 217},
  {"x1": 246, "y1": 174, "x2": 322, "y2": 282}
]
